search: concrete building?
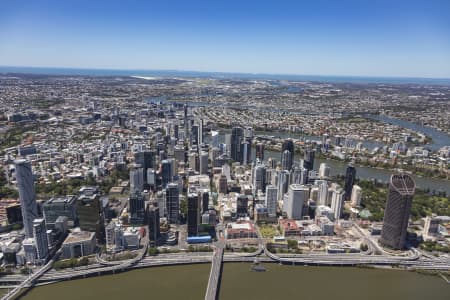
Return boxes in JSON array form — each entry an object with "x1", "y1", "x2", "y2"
[
  {"x1": 318, "y1": 163, "x2": 331, "y2": 179},
  {"x1": 61, "y1": 230, "x2": 96, "y2": 258},
  {"x1": 331, "y1": 187, "x2": 345, "y2": 220},
  {"x1": 129, "y1": 164, "x2": 144, "y2": 192},
  {"x1": 187, "y1": 193, "x2": 201, "y2": 236},
  {"x1": 14, "y1": 159, "x2": 38, "y2": 238},
  {"x1": 283, "y1": 184, "x2": 309, "y2": 220},
  {"x1": 33, "y1": 218, "x2": 49, "y2": 261},
  {"x1": 199, "y1": 151, "x2": 209, "y2": 174},
  {"x1": 380, "y1": 174, "x2": 415, "y2": 250},
  {"x1": 350, "y1": 185, "x2": 362, "y2": 207},
  {"x1": 265, "y1": 185, "x2": 278, "y2": 218}
]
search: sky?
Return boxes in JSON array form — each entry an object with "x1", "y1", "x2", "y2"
[{"x1": 1, "y1": 0, "x2": 450, "y2": 78}]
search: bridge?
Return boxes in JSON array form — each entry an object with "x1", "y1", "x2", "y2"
[{"x1": 204, "y1": 241, "x2": 225, "y2": 300}]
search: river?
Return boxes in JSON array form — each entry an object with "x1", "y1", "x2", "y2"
[{"x1": 19, "y1": 263, "x2": 450, "y2": 300}]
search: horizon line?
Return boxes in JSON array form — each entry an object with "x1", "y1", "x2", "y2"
[{"x1": 1, "y1": 65, "x2": 450, "y2": 81}]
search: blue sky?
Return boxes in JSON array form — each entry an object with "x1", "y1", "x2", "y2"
[{"x1": 1, "y1": 0, "x2": 450, "y2": 77}]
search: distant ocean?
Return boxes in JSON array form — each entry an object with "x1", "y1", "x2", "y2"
[{"x1": 1, "y1": 66, "x2": 450, "y2": 85}]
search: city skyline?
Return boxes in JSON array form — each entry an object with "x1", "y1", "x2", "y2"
[{"x1": 1, "y1": 0, "x2": 450, "y2": 78}]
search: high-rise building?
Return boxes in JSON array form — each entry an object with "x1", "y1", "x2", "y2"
[
  {"x1": 283, "y1": 184, "x2": 309, "y2": 220},
  {"x1": 344, "y1": 164, "x2": 356, "y2": 201},
  {"x1": 318, "y1": 163, "x2": 331, "y2": 179},
  {"x1": 265, "y1": 185, "x2": 278, "y2": 217},
  {"x1": 282, "y1": 139, "x2": 295, "y2": 158},
  {"x1": 253, "y1": 164, "x2": 266, "y2": 194},
  {"x1": 187, "y1": 193, "x2": 201, "y2": 236},
  {"x1": 134, "y1": 150, "x2": 155, "y2": 183},
  {"x1": 281, "y1": 150, "x2": 293, "y2": 171},
  {"x1": 161, "y1": 159, "x2": 173, "y2": 187},
  {"x1": 147, "y1": 202, "x2": 160, "y2": 244},
  {"x1": 199, "y1": 151, "x2": 209, "y2": 174},
  {"x1": 241, "y1": 141, "x2": 251, "y2": 165},
  {"x1": 316, "y1": 180, "x2": 329, "y2": 206},
  {"x1": 14, "y1": 159, "x2": 38, "y2": 238},
  {"x1": 236, "y1": 194, "x2": 248, "y2": 216},
  {"x1": 43, "y1": 195, "x2": 77, "y2": 229},
  {"x1": 277, "y1": 170, "x2": 290, "y2": 200},
  {"x1": 330, "y1": 187, "x2": 345, "y2": 220},
  {"x1": 255, "y1": 143, "x2": 265, "y2": 161},
  {"x1": 33, "y1": 218, "x2": 49, "y2": 260},
  {"x1": 166, "y1": 183, "x2": 180, "y2": 224},
  {"x1": 77, "y1": 186, "x2": 102, "y2": 234},
  {"x1": 303, "y1": 149, "x2": 315, "y2": 171},
  {"x1": 129, "y1": 164, "x2": 144, "y2": 192},
  {"x1": 230, "y1": 126, "x2": 244, "y2": 163},
  {"x1": 201, "y1": 191, "x2": 209, "y2": 213},
  {"x1": 380, "y1": 174, "x2": 415, "y2": 250},
  {"x1": 350, "y1": 185, "x2": 362, "y2": 207},
  {"x1": 129, "y1": 191, "x2": 145, "y2": 225}
]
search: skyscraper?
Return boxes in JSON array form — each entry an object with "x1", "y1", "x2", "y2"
[
  {"x1": 283, "y1": 184, "x2": 309, "y2": 220},
  {"x1": 330, "y1": 187, "x2": 345, "y2": 220},
  {"x1": 230, "y1": 126, "x2": 244, "y2": 163},
  {"x1": 350, "y1": 185, "x2": 362, "y2": 207},
  {"x1": 255, "y1": 143, "x2": 265, "y2": 161},
  {"x1": 166, "y1": 183, "x2": 180, "y2": 224},
  {"x1": 187, "y1": 193, "x2": 201, "y2": 236},
  {"x1": 161, "y1": 159, "x2": 173, "y2": 187},
  {"x1": 303, "y1": 149, "x2": 315, "y2": 171},
  {"x1": 14, "y1": 159, "x2": 38, "y2": 238},
  {"x1": 129, "y1": 164, "x2": 144, "y2": 192},
  {"x1": 134, "y1": 150, "x2": 155, "y2": 183},
  {"x1": 281, "y1": 150, "x2": 292, "y2": 171},
  {"x1": 282, "y1": 139, "x2": 295, "y2": 158},
  {"x1": 344, "y1": 164, "x2": 356, "y2": 201},
  {"x1": 147, "y1": 202, "x2": 160, "y2": 244},
  {"x1": 265, "y1": 185, "x2": 278, "y2": 217},
  {"x1": 199, "y1": 151, "x2": 209, "y2": 174},
  {"x1": 253, "y1": 163, "x2": 266, "y2": 194},
  {"x1": 129, "y1": 191, "x2": 145, "y2": 225},
  {"x1": 33, "y1": 218, "x2": 49, "y2": 260},
  {"x1": 236, "y1": 194, "x2": 248, "y2": 216},
  {"x1": 380, "y1": 174, "x2": 415, "y2": 250},
  {"x1": 318, "y1": 163, "x2": 331, "y2": 179}
]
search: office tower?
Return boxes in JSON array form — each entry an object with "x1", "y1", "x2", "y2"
[
  {"x1": 147, "y1": 202, "x2": 160, "y2": 244},
  {"x1": 188, "y1": 152, "x2": 198, "y2": 171},
  {"x1": 77, "y1": 186, "x2": 103, "y2": 236},
  {"x1": 191, "y1": 124, "x2": 199, "y2": 146},
  {"x1": 43, "y1": 195, "x2": 77, "y2": 229},
  {"x1": 281, "y1": 150, "x2": 293, "y2": 171},
  {"x1": 380, "y1": 174, "x2": 415, "y2": 250},
  {"x1": 303, "y1": 149, "x2": 315, "y2": 171},
  {"x1": 187, "y1": 193, "x2": 201, "y2": 236},
  {"x1": 236, "y1": 194, "x2": 248, "y2": 216},
  {"x1": 174, "y1": 146, "x2": 185, "y2": 163},
  {"x1": 255, "y1": 143, "x2": 265, "y2": 161},
  {"x1": 33, "y1": 218, "x2": 49, "y2": 260},
  {"x1": 265, "y1": 185, "x2": 278, "y2": 217},
  {"x1": 343, "y1": 164, "x2": 356, "y2": 200},
  {"x1": 282, "y1": 139, "x2": 295, "y2": 159},
  {"x1": 277, "y1": 170, "x2": 290, "y2": 200},
  {"x1": 350, "y1": 185, "x2": 362, "y2": 207},
  {"x1": 211, "y1": 131, "x2": 219, "y2": 148},
  {"x1": 134, "y1": 150, "x2": 155, "y2": 183},
  {"x1": 161, "y1": 159, "x2": 173, "y2": 187},
  {"x1": 316, "y1": 180, "x2": 329, "y2": 206},
  {"x1": 230, "y1": 126, "x2": 244, "y2": 163},
  {"x1": 218, "y1": 175, "x2": 228, "y2": 194},
  {"x1": 199, "y1": 151, "x2": 209, "y2": 174},
  {"x1": 241, "y1": 141, "x2": 251, "y2": 165},
  {"x1": 14, "y1": 159, "x2": 38, "y2": 238},
  {"x1": 283, "y1": 184, "x2": 309, "y2": 220},
  {"x1": 330, "y1": 187, "x2": 345, "y2": 220},
  {"x1": 318, "y1": 163, "x2": 331, "y2": 179},
  {"x1": 130, "y1": 164, "x2": 144, "y2": 192},
  {"x1": 129, "y1": 191, "x2": 145, "y2": 225},
  {"x1": 166, "y1": 183, "x2": 180, "y2": 224},
  {"x1": 253, "y1": 164, "x2": 266, "y2": 194},
  {"x1": 201, "y1": 191, "x2": 209, "y2": 213},
  {"x1": 198, "y1": 118, "x2": 203, "y2": 145}
]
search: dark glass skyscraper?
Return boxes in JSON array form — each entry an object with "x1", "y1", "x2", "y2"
[
  {"x1": 343, "y1": 164, "x2": 356, "y2": 200},
  {"x1": 129, "y1": 191, "x2": 145, "y2": 225},
  {"x1": 303, "y1": 148, "x2": 315, "y2": 171},
  {"x1": 230, "y1": 126, "x2": 244, "y2": 163},
  {"x1": 187, "y1": 193, "x2": 201, "y2": 236},
  {"x1": 166, "y1": 183, "x2": 179, "y2": 224},
  {"x1": 380, "y1": 174, "x2": 415, "y2": 250},
  {"x1": 147, "y1": 202, "x2": 160, "y2": 244}
]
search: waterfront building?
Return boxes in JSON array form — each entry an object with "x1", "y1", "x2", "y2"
[
  {"x1": 33, "y1": 218, "x2": 49, "y2": 261},
  {"x1": 187, "y1": 193, "x2": 201, "y2": 236},
  {"x1": 318, "y1": 163, "x2": 331, "y2": 179},
  {"x1": 281, "y1": 150, "x2": 293, "y2": 171},
  {"x1": 166, "y1": 183, "x2": 180, "y2": 224},
  {"x1": 255, "y1": 143, "x2": 265, "y2": 161},
  {"x1": 129, "y1": 191, "x2": 145, "y2": 225},
  {"x1": 61, "y1": 230, "x2": 96, "y2": 258},
  {"x1": 343, "y1": 164, "x2": 356, "y2": 201},
  {"x1": 147, "y1": 202, "x2": 161, "y2": 243},
  {"x1": 303, "y1": 149, "x2": 315, "y2": 171},
  {"x1": 283, "y1": 184, "x2": 309, "y2": 220},
  {"x1": 330, "y1": 187, "x2": 345, "y2": 220},
  {"x1": 43, "y1": 195, "x2": 77, "y2": 229},
  {"x1": 380, "y1": 174, "x2": 415, "y2": 250},
  {"x1": 350, "y1": 185, "x2": 362, "y2": 207}
]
